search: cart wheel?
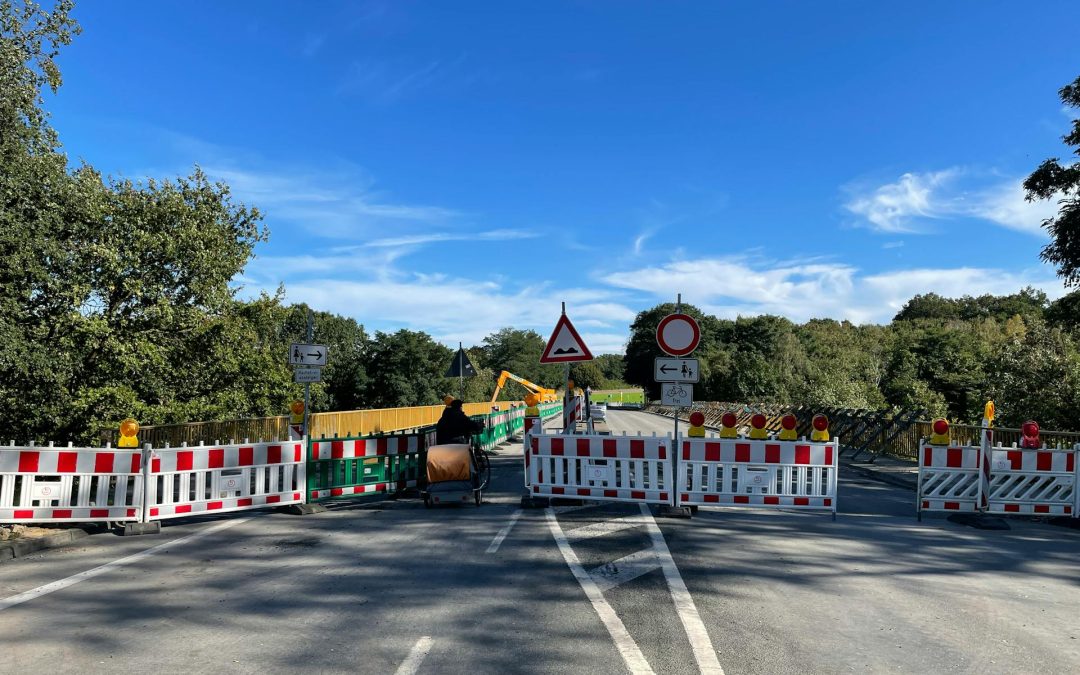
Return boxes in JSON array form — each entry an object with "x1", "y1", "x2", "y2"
[{"x1": 475, "y1": 490, "x2": 482, "y2": 506}]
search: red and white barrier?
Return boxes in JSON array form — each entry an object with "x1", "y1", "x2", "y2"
[
  {"x1": 988, "y1": 445, "x2": 1076, "y2": 516},
  {"x1": 308, "y1": 435, "x2": 419, "y2": 500},
  {"x1": 147, "y1": 441, "x2": 305, "y2": 520},
  {"x1": 917, "y1": 439, "x2": 990, "y2": 518},
  {"x1": 0, "y1": 443, "x2": 143, "y2": 523},
  {"x1": 528, "y1": 433, "x2": 672, "y2": 504},
  {"x1": 677, "y1": 437, "x2": 839, "y2": 514},
  {"x1": 563, "y1": 396, "x2": 583, "y2": 433}
]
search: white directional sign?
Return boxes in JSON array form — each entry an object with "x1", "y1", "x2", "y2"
[
  {"x1": 654, "y1": 357, "x2": 699, "y2": 383},
  {"x1": 294, "y1": 367, "x2": 322, "y2": 383},
  {"x1": 289, "y1": 343, "x2": 328, "y2": 367},
  {"x1": 661, "y1": 382, "x2": 693, "y2": 407}
]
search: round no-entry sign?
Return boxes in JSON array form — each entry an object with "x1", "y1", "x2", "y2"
[{"x1": 656, "y1": 313, "x2": 700, "y2": 356}]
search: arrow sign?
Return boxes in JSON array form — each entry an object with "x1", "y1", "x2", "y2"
[
  {"x1": 289, "y1": 343, "x2": 328, "y2": 367},
  {"x1": 540, "y1": 313, "x2": 594, "y2": 363},
  {"x1": 654, "y1": 357, "x2": 700, "y2": 383}
]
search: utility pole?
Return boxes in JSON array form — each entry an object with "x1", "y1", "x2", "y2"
[{"x1": 304, "y1": 309, "x2": 313, "y2": 436}]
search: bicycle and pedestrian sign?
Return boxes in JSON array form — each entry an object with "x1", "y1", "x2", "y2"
[
  {"x1": 289, "y1": 343, "x2": 328, "y2": 367},
  {"x1": 661, "y1": 383, "x2": 693, "y2": 406},
  {"x1": 654, "y1": 357, "x2": 699, "y2": 383}
]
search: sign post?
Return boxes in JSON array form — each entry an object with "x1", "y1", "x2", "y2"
[
  {"x1": 287, "y1": 311, "x2": 328, "y2": 438},
  {"x1": 540, "y1": 303, "x2": 593, "y2": 435},
  {"x1": 655, "y1": 294, "x2": 700, "y2": 518}
]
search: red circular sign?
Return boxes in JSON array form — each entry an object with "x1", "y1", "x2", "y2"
[{"x1": 656, "y1": 313, "x2": 700, "y2": 356}]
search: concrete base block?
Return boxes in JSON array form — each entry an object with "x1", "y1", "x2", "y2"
[
  {"x1": 657, "y1": 505, "x2": 694, "y2": 519},
  {"x1": 283, "y1": 503, "x2": 329, "y2": 516},
  {"x1": 122, "y1": 521, "x2": 162, "y2": 536}
]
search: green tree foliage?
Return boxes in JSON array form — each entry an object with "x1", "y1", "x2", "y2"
[
  {"x1": 481, "y1": 328, "x2": 564, "y2": 389},
  {"x1": 1025, "y1": 74, "x2": 1080, "y2": 286},
  {"x1": 592, "y1": 354, "x2": 627, "y2": 386},
  {"x1": 1045, "y1": 290, "x2": 1080, "y2": 331},
  {"x1": 364, "y1": 330, "x2": 453, "y2": 408},
  {"x1": 569, "y1": 362, "x2": 606, "y2": 391},
  {"x1": 988, "y1": 321, "x2": 1080, "y2": 430}
]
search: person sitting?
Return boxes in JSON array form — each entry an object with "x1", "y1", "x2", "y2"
[{"x1": 435, "y1": 399, "x2": 484, "y2": 445}]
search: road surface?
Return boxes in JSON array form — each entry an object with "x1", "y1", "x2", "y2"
[{"x1": 1, "y1": 409, "x2": 1077, "y2": 673}]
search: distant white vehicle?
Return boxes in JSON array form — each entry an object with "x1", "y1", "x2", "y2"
[{"x1": 589, "y1": 402, "x2": 607, "y2": 420}]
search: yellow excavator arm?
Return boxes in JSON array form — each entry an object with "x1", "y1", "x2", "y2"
[{"x1": 490, "y1": 370, "x2": 558, "y2": 403}]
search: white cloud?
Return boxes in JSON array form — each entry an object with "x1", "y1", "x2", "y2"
[
  {"x1": 364, "y1": 229, "x2": 537, "y2": 248},
  {"x1": 602, "y1": 255, "x2": 1064, "y2": 324},
  {"x1": 845, "y1": 169, "x2": 1061, "y2": 236}
]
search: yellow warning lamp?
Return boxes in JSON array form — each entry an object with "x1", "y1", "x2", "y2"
[
  {"x1": 118, "y1": 418, "x2": 140, "y2": 448},
  {"x1": 811, "y1": 414, "x2": 830, "y2": 442},
  {"x1": 748, "y1": 413, "x2": 769, "y2": 440},
  {"x1": 928, "y1": 418, "x2": 950, "y2": 446},
  {"x1": 687, "y1": 411, "x2": 706, "y2": 438},
  {"x1": 983, "y1": 400, "x2": 995, "y2": 427},
  {"x1": 524, "y1": 393, "x2": 540, "y2": 416},
  {"x1": 719, "y1": 411, "x2": 739, "y2": 438},
  {"x1": 289, "y1": 400, "x2": 305, "y2": 425},
  {"x1": 778, "y1": 414, "x2": 798, "y2": 441}
]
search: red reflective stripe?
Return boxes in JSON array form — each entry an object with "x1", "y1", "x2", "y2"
[
  {"x1": 577, "y1": 488, "x2": 591, "y2": 496},
  {"x1": 630, "y1": 440, "x2": 644, "y2": 458},
  {"x1": 130, "y1": 453, "x2": 141, "y2": 473},
  {"x1": 332, "y1": 441, "x2": 345, "y2": 459},
  {"x1": 531, "y1": 437, "x2": 538, "y2": 452},
  {"x1": 175, "y1": 505, "x2": 192, "y2": 514},
  {"x1": 733, "y1": 495, "x2": 749, "y2": 504},
  {"x1": 18, "y1": 451, "x2": 39, "y2": 473},
  {"x1": 376, "y1": 439, "x2": 387, "y2": 457},
  {"x1": 946, "y1": 448, "x2": 963, "y2": 468},
  {"x1": 51, "y1": 510, "x2": 72, "y2": 519},
  {"x1": 1068, "y1": 454, "x2": 1075, "y2": 473},
  {"x1": 682, "y1": 441, "x2": 690, "y2": 461},
  {"x1": 658, "y1": 446, "x2": 666, "y2": 460},
  {"x1": 1034, "y1": 504, "x2": 1050, "y2": 513},
  {"x1": 331, "y1": 488, "x2": 343, "y2": 496},
  {"x1": 921, "y1": 501, "x2": 929, "y2": 509},
  {"x1": 238, "y1": 498, "x2": 253, "y2": 507},
  {"x1": 604, "y1": 439, "x2": 618, "y2": 458},
  {"x1": 764, "y1": 496, "x2": 779, "y2": 505},
  {"x1": 294, "y1": 445, "x2": 302, "y2": 463},
  {"x1": 604, "y1": 490, "x2": 618, "y2": 498},
  {"x1": 576, "y1": 439, "x2": 591, "y2": 456},
  {"x1": 630, "y1": 491, "x2": 645, "y2": 500},
  {"x1": 176, "y1": 451, "x2": 193, "y2": 471},
  {"x1": 94, "y1": 453, "x2": 114, "y2": 474},
  {"x1": 207, "y1": 501, "x2": 223, "y2": 510},
  {"x1": 150, "y1": 507, "x2": 160, "y2": 517},
  {"x1": 13, "y1": 510, "x2": 33, "y2": 519},
  {"x1": 681, "y1": 494, "x2": 690, "y2": 502},
  {"x1": 794, "y1": 445, "x2": 810, "y2": 465},
  {"x1": 1004, "y1": 504, "x2": 1020, "y2": 512},
  {"x1": 923, "y1": 448, "x2": 933, "y2": 466},
  {"x1": 704, "y1": 442, "x2": 721, "y2": 462},
  {"x1": 90, "y1": 509, "x2": 109, "y2": 518},
  {"x1": 152, "y1": 457, "x2": 161, "y2": 473},
  {"x1": 208, "y1": 449, "x2": 224, "y2": 469},
  {"x1": 659, "y1": 493, "x2": 668, "y2": 501},
  {"x1": 735, "y1": 444, "x2": 751, "y2": 463},
  {"x1": 825, "y1": 446, "x2": 834, "y2": 466},
  {"x1": 823, "y1": 499, "x2": 832, "y2": 507},
  {"x1": 793, "y1": 497, "x2": 809, "y2": 506},
  {"x1": 127, "y1": 509, "x2": 136, "y2": 517},
  {"x1": 268, "y1": 445, "x2": 283, "y2": 463},
  {"x1": 704, "y1": 494, "x2": 719, "y2": 503},
  {"x1": 1036, "y1": 453, "x2": 1052, "y2": 472},
  {"x1": 239, "y1": 447, "x2": 254, "y2": 466},
  {"x1": 551, "y1": 487, "x2": 565, "y2": 495},
  {"x1": 550, "y1": 438, "x2": 564, "y2": 455},
  {"x1": 57, "y1": 452, "x2": 78, "y2": 473},
  {"x1": 765, "y1": 444, "x2": 781, "y2": 464},
  {"x1": 944, "y1": 501, "x2": 961, "y2": 510},
  {"x1": 1007, "y1": 450, "x2": 1022, "y2": 470}
]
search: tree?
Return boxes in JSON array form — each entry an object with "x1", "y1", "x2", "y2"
[
  {"x1": 989, "y1": 321, "x2": 1080, "y2": 431},
  {"x1": 1025, "y1": 75, "x2": 1080, "y2": 286},
  {"x1": 481, "y1": 327, "x2": 564, "y2": 389},
  {"x1": 592, "y1": 354, "x2": 627, "y2": 386},
  {"x1": 1045, "y1": 290, "x2": 1080, "y2": 331},
  {"x1": 364, "y1": 330, "x2": 453, "y2": 408},
  {"x1": 569, "y1": 362, "x2": 605, "y2": 391}
]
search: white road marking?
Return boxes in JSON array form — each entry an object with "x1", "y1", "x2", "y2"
[
  {"x1": 486, "y1": 509, "x2": 523, "y2": 554},
  {"x1": 0, "y1": 517, "x2": 250, "y2": 613},
  {"x1": 639, "y1": 503, "x2": 725, "y2": 674},
  {"x1": 546, "y1": 508, "x2": 655, "y2": 675},
  {"x1": 588, "y1": 547, "x2": 661, "y2": 592},
  {"x1": 565, "y1": 515, "x2": 644, "y2": 542},
  {"x1": 394, "y1": 636, "x2": 433, "y2": 675}
]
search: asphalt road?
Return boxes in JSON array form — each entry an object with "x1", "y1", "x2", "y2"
[{"x1": 0, "y1": 409, "x2": 1077, "y2": 674}]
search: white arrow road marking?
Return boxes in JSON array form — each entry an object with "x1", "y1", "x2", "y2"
[
  {"x1": 546, "y1": 508, "x2": 655, "y2": 675},
  {"x1": 639, "y1": 503, "x2": 724, "y2": 675}
]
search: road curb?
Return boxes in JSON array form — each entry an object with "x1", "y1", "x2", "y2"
[
  {"x1": 0, "y1": 528, "x2": 90, "y2": 561},
  {"x1": 841, "y1": 461, "x2": 917, "y2": 491}
]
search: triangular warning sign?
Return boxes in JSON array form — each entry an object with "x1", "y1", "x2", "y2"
[
  {"x1": 540, "y1": 314, "x2": 594, "y2": 363},
  {"x1": 445, "y1": 348, "x2": 477, "y2": 378}
]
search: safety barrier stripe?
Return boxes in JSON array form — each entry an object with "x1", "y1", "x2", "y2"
[
  {"x1": 991, "y1": 449, "x2": 1074, "y2": 473},
  {"x1": 149, "y1": 492, "x2": 303, "y2": 519},
  {"x1": 531, "y1": 484, "x2": 669, "y2": 504},
  {"x1": 310, "y1": 436, "x2": 419, "y2": 461},
  {"x1": 153, "y1": 442, "x2": 304, "y2": 473},
  {"x1": 920, "y1": 499, "x2": 980, "y2": 512},
  {"x1": 0, "y1": 448, "x2": 142, "y2": 475},
  {"x1": 681, "y1": 438, "x2": 833, "y2": 466},
  {"x1": 989, "y1": 502, "x2": 1072, "y2": 515},
  {"x1": 308, "y1": 480, "x2": 416, "y2": 500},
  {"x1": 680, "y1": 493, "x2": 833, "y2": 508},
  {"x1": 0, "y1": 507, "x2": 138, "y2": 521},
  {"x1": 921, "y1": 445, "x2": 981, "y2": 468},
  {"x1": 530, "y1": 435, "x2": 668, "y2": 460}
]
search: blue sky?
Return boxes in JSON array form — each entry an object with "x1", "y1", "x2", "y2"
[{"x1": 47, "y1": 1, "x2": 1080, "y2": 353}]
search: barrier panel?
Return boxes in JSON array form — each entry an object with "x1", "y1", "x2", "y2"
[
  {"x1": 0, "y1": 443, "x2": 143, "y2": 523},
  {"x1": 917, "y1": 439, "x2": 990, "y2": 518},
  {"x1": 676, "y1": 437, "x2": 838, "y2": 514},
  {"x1": 987, "y1": 445, "x2": 1076, "y2": 516},
  {"x1": 308, "y1": 433, "x2": 422, "y2": 500},
  {"x1": 527, "y1": 431, "x2": 673, "y2": 504},
  {"x1": 147, "y1": 441, "x2": 305, "y2": 520}
]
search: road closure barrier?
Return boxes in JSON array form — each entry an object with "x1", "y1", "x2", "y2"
[
  {"x1": 147, "y1": 441, "x2": 305, "y2": 520},
  {"x1": 917, "y1": 437, "x2": 991, "y2": 518},
  {"x1": 308, "y1": 433, "x2": 422, "y2": 500},
  {"x1": 987, "y1": 444, "x2": 1076, "y2": 516},
  {"x1": 527, "y1": 430, "x2": 673, "y2": 504},
  {"x1": 0, "y1": 443, "x2": 144, "y2": 523},
  {"x1": 677, "y1": 437, "x2": 839, "y2": 515}
]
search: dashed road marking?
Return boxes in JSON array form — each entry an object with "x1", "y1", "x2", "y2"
[
  {"x1": 486, "y1": 509, "x2": 522, "y2": 554},
  {"x1": 394, "y1": 636, "x2": 433, "y2": 675}
]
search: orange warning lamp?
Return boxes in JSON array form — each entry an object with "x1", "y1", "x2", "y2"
[
  {"x1": 524, "y1": 393, "x2": 540, "y2": 416},
  {"x1": 688, "y1": 411, "x2": 706, "y2": 438},
  {"x1": 928, "y1": 418, "x2": 950, "y2": 446},
  {"x1": 720, "y1": 411, "x2": 739, "y2": 438},
  {"x1": 811, "y1": 414, "x2": 830, "y2": 442},
  {"x1": 290, "y1": 400, "x2": 305, "y2": 425},
  {"x1": 749, "y1": 413, "x2": 768, "y2": 440},
  {"x1": 983, "y1": 400, "x2": 995, "y2": 427},
  {"x1": 778, "y1": 414, "x2": 798, "y2": 441},
  {"x1": 1020, "y1": 420, "x2": 1040, "y2": 449},
  {"x1": 118, "y1": 418, "x2": 140, "y2": 448}
]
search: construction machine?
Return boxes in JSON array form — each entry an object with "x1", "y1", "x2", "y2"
[{"x1": 490, "y1": 370, "x2": 559, "y2": 404}]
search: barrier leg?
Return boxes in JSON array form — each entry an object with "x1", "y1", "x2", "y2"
[{"x1": 122, "y1": 445, "x2": 161, "y2": 536}]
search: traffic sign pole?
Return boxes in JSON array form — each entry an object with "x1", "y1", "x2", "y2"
[{"x1": 304, "y1": 310, "x2": 313, "y2": 438}]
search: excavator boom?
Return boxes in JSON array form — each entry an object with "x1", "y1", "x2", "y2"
[{"x1": 490, "y1": 370, "x2": 557, "y2": 403}]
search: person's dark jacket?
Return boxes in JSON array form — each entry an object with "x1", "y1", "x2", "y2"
[{"x1": 435, "y1": 407, "x2": 484, "y2": 445}]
